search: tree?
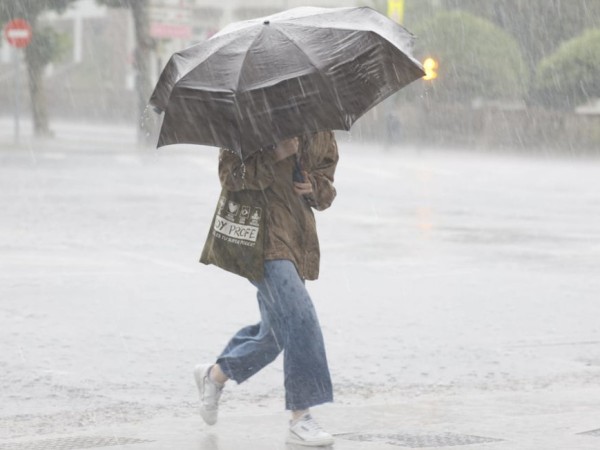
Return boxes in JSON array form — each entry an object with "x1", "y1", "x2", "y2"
[
  {"x1": 96, "y1": 0, "x2": 155, "y2": 145},
  {"x1": 534, "y1": 28, "x2": 600, "y2": 109},
  {"x1": 441, "y1": 0, "x2": 600, "y2": 75},
  {"x1": 1, "y1": 0, "x2": 77, "y2": 137},
  {"x1": 410, "y1": 11, "x2": 528, "y2": 103}
]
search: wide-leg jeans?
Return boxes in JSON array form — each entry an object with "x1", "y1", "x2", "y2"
[{"x1": 216, "y1": 259, "x2": 333, "y2": 410}]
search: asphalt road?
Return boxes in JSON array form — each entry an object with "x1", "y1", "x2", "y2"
[{"x1": 1, "y1": 125, "x2": 600, "y2": 447}]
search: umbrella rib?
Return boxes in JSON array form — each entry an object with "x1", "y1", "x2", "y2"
[
  {"x1": 234, "y1": 30, "x2": 270, "y2": 92},
  {"x1": 177, "y1": 29, "x2": 258, "y2": 87},
  {"x1": 271, "y1": 25, "x2": 323, "y2": 75},
  {"x1": 272, "y1": 25, "x2": 353, "y2": 120}
]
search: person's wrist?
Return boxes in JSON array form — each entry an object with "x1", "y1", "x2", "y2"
[{"x1": 274, "y1": 138, "x2": 298, "y2": 161}]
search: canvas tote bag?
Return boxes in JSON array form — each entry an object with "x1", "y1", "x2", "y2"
[{"x1": 200, "y1": 188, "x2": 267, "y2": 280}]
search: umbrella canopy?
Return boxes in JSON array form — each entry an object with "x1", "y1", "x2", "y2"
[{"x1": 150, "y1": 6, "x2": 425, "y2": 158}]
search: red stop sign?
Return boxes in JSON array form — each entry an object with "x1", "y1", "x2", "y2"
[{"x1": 4, "y1": 19, "x2": 33, "y2": 48}]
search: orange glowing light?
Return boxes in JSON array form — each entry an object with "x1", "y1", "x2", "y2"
[{"x1": 423, "y1": 57, "x2": 438, "y2": 80}]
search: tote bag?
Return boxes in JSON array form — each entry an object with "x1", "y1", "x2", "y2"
[{"x1": 200, "y1": 188, "x2": 266, "y2": 280}]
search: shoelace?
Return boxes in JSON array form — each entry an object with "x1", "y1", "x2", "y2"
[
  {"x1": 299, "y1": 415, "x2": 323, "y2": 433},
  {"x1": 202, "y1": 376, "x2": 223, "y2": 408}
]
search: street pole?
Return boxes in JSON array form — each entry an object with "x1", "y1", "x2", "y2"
[
  {"x1": 13, "y1": 47, "x2": 20, "y2": 146},
  {"x1": 385, "y1": 0, "x2": 405, "y2": 150},
  {"x1": 5, "y1": 18, "x2": 32, "y2": 146}
]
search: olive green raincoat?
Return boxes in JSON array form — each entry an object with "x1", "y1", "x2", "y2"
[{"x1": 215, "y1": 131, "x2": 338, "y2": 280}]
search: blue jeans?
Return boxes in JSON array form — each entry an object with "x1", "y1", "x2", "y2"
[{"x1": 216, "y1": 260, "x2": 333, "y2": 410}]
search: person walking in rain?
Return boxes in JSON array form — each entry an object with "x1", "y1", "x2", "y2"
[{"x1": 195, "y1": 131, "x2": 339, "y2": 447}]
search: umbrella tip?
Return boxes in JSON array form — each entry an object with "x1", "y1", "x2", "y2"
[{"x1": 263, "y1": 20, "x2": 270, "y2": 25}]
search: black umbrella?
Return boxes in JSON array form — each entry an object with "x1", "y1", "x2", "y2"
[{"x1": 150, "y1": 6, "x2": 425, "y2": 158}]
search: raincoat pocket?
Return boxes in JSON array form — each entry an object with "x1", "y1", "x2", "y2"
[{"x1": 200, "y1": 188, "x2": 266, "y2": 280}]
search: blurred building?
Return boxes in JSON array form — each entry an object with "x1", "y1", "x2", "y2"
[
  {"x1": 151, "y1": 0, "x2": 358, "y2": 80},
  {"x1": 0, "y1": 0, "x2": 134, "y2": 121},
  {"x1": 0, "y1": 0, "x2": 360, "y2": 122}
]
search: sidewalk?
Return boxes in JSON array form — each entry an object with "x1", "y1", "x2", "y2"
[
  {"x1": 0, "y1": 117, "x2": 138, "y2": 153},
  {"x1": 2, "y1": 387, "x2": 600, "y2": 450}
]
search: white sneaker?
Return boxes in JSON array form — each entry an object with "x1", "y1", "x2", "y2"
[
  {"x1": 286, "y1": 413, "x2": 334, "y2": 447},
  {"x1": 193, "y1": 364, "x2": 223, "y2": 425}
]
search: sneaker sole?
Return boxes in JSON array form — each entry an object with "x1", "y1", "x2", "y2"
[{"x1": 286, "y1": 433, "x2": 334, "y2": 447}]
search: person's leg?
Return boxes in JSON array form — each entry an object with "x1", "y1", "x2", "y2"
[
  {"x1": 253, "y1": 260, "x2": 333, "y2": 411},
  {"x1": 209, "y1": 362, "x2": 228, "y2": 385},
  {"x1": 195, "y1": 289, "x2": 282, "y2": 426},
  {"x1": 197, "y1": 259, "x2": 333, "y2": 444},
  {"x1": 215, "y1": 289, "x2": 282, "y2": 383},
  {"x1": 250, "y1": 260, "x2": 333, "y2": 446}
]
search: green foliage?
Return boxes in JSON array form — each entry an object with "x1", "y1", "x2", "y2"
[
  {"x1": 1, "y1": 0, "x2": 77, "y2": 69},
  {"x1": 441, "y1": 0, "x2": 600, "y2": 73},
  {"x1": 534, "y1": 28, "x2": 600, "y2": 109},
  {"x1": 1, "y1": 0, "x2": 78, "y2": 135},
  {"x1": 411, "y1": 11, "x2": 528, "y2": 102},
  {"x1": 26, "y1": 26, "x2": 71, "y2": 69}
]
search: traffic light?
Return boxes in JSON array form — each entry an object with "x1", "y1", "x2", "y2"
[
  {"x1": 387, "y1": 0, "x2": 405, "y2": 24},
  {"x1": 423, "y1": 57, "x2": 438, "y2": 80}
]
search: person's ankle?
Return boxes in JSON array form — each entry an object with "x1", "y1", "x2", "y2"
[
  {"x1": 209, "y1": 364, "x2": 228, "y2": 386},
  {"x1": 291, "y1": 409, "x2": 309, "y2": 423}
]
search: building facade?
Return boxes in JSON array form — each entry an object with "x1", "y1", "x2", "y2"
[{"x1": 0, "y1": 0, "x2": 369, "y2": 122}]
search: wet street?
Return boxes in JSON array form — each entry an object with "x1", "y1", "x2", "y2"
[{"x1": 1, "y1": 125, "x2": 600, "y2": 448}]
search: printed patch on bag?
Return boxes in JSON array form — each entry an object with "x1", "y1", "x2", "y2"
[
  {"x1": 213, "y1": 213, "x2": 260, "y2": 245},
  {"x1": 225, "y1": 201, "x2": 240, "y2": 221},
  {"x1": 249, "y1": 208, "x2": 262, "y2": 227},
  {"x1": 239, "y1": 205, "x2": 251, "y2": 225}
]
